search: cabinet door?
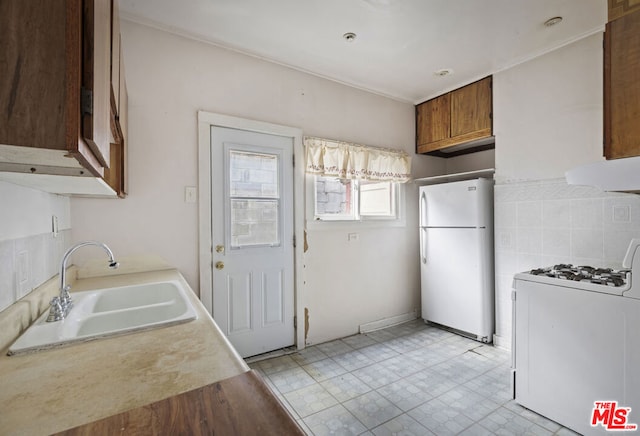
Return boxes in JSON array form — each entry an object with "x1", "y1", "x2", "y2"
[
  {"x1": 450, "y1": 76, "x2": 492, "y2": 139},
  {"x1": 416, "y1": 94, "x2": 450, "y2": 153},
  {"x1": 608, "y1": 0, "x2": 640, "y2": 21},
  {"x1": 105, "y1": 42, "x2": 128, "y2": 197},
  {"x1": 0, "y1": 1, "x2": 67, "y2": 149},
  {"x1": 604, "y1": 10, "x2": 640, "y2": 160},
  {"x1": 119, "y1": 54, "x2": 128, "y2": 196},
  {"x1": 81, "y1": 0, "x2": 111, "y2": 169},
  {"x1": 111, "y1": 0, "x2": 121, "y2": 113}
]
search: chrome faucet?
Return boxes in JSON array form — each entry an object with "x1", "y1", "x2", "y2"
[{"x1": 47, "y1": 241, "x2": 119, "y2": 322}]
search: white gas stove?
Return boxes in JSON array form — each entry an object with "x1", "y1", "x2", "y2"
[{"x1": 512, "y1": 239, "x2": 640, "y2": 435}]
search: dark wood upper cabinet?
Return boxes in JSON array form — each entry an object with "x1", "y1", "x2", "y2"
[
  {"x1": 604, "y1": 8, "x2": 640, "y2": 160},
  {"x1": 416, "y1": 76, "x2": 493, "y2": 157},
  {"x1": 608, "y1": 0, "x2": 640, "y2": 22},
  {"x1": 450, "y1": 77, "x2": 492, "y2": 139},
  {"x1": 81, "y1": 0, "x2": 111, "y2": 170},
  {"x1": 104, "y1": 0, "x2": 127, "y2": 197},
  {"x1": 0, "y1": 0, "x2": 127, "y2": 196},
  {"x1": 416, "y1": 94, "x2": 450, "y2": 147}
]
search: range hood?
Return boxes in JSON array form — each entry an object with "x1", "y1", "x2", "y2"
[{"x1": 565, "y1": 156, "x2": 640, "y2": 194}]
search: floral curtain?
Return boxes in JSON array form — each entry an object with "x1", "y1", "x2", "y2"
[{"x1": 304, "y1": 137, "x2": 412, "y2": 182}]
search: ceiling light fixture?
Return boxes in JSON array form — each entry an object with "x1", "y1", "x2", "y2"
[
  {"x1": 343, "y1": 32, "x2": 357, "y2": 42},
  {"x1": 544, "y1": 16, "x2": 563, "y2": 27},
  {"x1": 434, "y1": 68, "x2": 453, "y2": 77}
]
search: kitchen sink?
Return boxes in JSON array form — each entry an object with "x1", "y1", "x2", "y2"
[
  {"x1": 8, "y1": 281, "x2": 198, "y2": 355},
  {"x1": 91, "y1": 282, "x2": 188, "y2": 313}
]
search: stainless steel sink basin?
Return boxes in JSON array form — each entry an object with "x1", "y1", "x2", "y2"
[{"x1": 8, "y1": 280, "x2": 198, "y2": 355}]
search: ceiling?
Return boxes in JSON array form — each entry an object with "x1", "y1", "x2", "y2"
[{"x1": 118, "y1": 0, "x2": 606, "y2": 104}]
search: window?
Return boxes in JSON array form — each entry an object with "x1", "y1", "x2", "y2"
[
  {"x1": 359, "y1": 181, "x2": 396, "y2": 217},
  {"x1": 314, "y1": 176, "x2": 398, "y2": 221}
]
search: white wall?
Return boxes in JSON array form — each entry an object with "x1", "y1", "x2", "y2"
[
  {"x1": 0, "y1": 182, "x2": 70, "y2": 241},
  {"x1": 0, "y1": 181, "x2": 71, "y2": 311},
  {"x1": 492, "y1": 33, "x2": 640, "y2": 348},
  {"x1": 494, "y1": 33, "x2": 604, "y2": 183},
  {"x1": 445, "y1": 149, "x2": 495, "y2": 175},
  {"x1": 71, "y1": 21, "x2": 445, "y2": 345}
]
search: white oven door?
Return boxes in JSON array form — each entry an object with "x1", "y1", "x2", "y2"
[{"x1": 513, "y1": 279, "x2": 640, "y2": 435}]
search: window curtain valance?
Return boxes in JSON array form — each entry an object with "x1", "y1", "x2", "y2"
[{"x1": 304, "y1": 137, "x2": 412, "y2": 182}]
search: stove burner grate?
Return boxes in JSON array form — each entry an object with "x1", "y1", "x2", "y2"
[{"x1": 529, "y1": 264, "x2": 630, "y2": 287}]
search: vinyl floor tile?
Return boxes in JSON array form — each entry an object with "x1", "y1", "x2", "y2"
[
  {"x1": 253, "y1": 321, "x2": 574, "y2": 436},
  {"x1": 371, "y1": 413, "x2": 434, "y2": 436},
  {"x1": 342, "y1": 391, "x2": 403, "y2": 429}
]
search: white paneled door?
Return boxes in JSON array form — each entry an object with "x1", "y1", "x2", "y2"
[{"x1": 211, "y1": 126, "x2": 295, "y2": 358}]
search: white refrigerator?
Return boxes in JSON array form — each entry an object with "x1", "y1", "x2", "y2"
[{"x1": 419, "y1": 178, "x2": 495, "y2": 342}]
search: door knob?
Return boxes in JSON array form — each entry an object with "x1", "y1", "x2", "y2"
[
  {"x1": 215, "y1": 261, "x2": 224, "y2": 270},
  {"x1": 215, "y1": 245, "x2": 225, "y2": 254}
]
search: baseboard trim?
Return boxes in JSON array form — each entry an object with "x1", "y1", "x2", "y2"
[
  {"x1": 493, "y1": 334, "x2": 511, "y2": 350},
  {"x1": 359, "y1": 310, "x2": 419, "y2": 334}
]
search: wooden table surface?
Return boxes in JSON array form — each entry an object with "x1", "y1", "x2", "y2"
[{"x1": 55, "y1": 370, "x2": 305, "y2": 436}]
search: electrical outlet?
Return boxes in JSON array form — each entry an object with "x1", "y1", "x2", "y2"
[
  {"x1": 348, "y1": 233, "x2": 359, "y2": 241},
  {"x1": 613, "y1": 205, "x2": 630, "y2": 223},
  {"x1": 52, "y1": 215, "x2": 59, "y2": 237}
]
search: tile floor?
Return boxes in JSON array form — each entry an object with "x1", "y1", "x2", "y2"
[{"x1": 249, "y1": 319, "x2": 578, "y2": 435}]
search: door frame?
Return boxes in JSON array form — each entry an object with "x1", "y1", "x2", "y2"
[{"x1": 197, "y1": 111, "x2": 306, "y2": 351}]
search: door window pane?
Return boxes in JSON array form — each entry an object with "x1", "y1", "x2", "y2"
[
  {"x1": 230, "y1": 151, "x2": 278, "y2": 198},
  {"x1": 230, "y1": 200, "x2": 280, "y2": 247},
  {"x1": 228, "y1": 150, "x2": 281, "y2": 248}
]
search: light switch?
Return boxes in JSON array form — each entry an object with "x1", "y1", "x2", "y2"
[
  {"x1": 348, "y1": 233, "x2": 359, "y2": 241},
  {"x1": 185, "y1": 186, "x2": 197, "y2": 203}
]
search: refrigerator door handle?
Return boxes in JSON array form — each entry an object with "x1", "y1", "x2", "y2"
[
  {"x1": 420, "y1": 227, "x2": 427, "y2": 264},
  {"x1": 420, "y1": 191, "x2": 427, "y2": 227}
]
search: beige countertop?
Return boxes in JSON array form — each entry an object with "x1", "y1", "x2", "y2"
[{"x1": 0, "y1": 264, "x2": 249, "y2": 436}]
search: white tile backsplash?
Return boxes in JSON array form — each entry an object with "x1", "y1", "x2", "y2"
[
  {"x1": 0, "y1": 241, "x2": 15, "y2": 312},
  {"x1": 516, "y1": 228, "x2": 543, "y2": 255},
  {"x1": 516, "y1": 253, "x2": 544, "y2": 273},
  {"x1": 570, "y1": 228, "x2": 604, "y2": 259},
  {"x1": 516, "y1": 202, "x2": 543, "y2": 228},
  {"x1": 542, "y1": 228, "x2": 570, "y2": 257},
  {"x1": 14, "y1": 238, "x2": 31, "y2": 300},
  {"x1": 29, "y1": 234, "x2": 48, "y2": 295},
  {"x1": 494, "y1": 179, "x2": 640, "y2": 348},
  {"x1": 542, "y1": 200, "x2": 570, "y2": 228},
  {"x1": 0, "y1": 230, "x2": 71, "y2": 312},
  {"x1": 495, "y1": 202, "x2": 517, "y2": 228},
  {"x1": 570, "y1": 198, "x2": 603, "y2": 229}
]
